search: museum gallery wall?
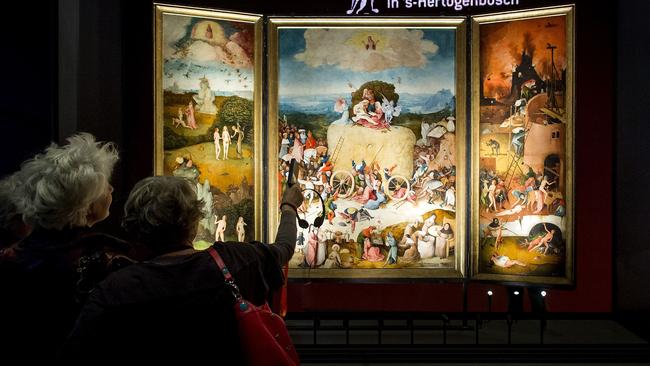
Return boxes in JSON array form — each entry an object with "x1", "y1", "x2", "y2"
[{"x1": 154, "y1": 3, "x2": 574, "y2": 286}]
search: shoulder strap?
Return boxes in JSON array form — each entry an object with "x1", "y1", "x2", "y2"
[
  {"x1": 207, "y1": 246, "x2": 233, "y2": 282},
  {"x1": 207, "y1": 246, "x2": 242, "y2": 301}
]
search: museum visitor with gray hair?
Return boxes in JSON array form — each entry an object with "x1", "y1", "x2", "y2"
[
  {"x1": 61, "y1": 176, "x2": 304, "y2": 362},
  {"x1": 0, "y1": 133, "x2": 132, "y2": 361}
]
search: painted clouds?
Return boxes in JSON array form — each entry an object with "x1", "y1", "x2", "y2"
[
  {"x1": 294, "y1": 29, "x2": 439, "y2": 72},
  {"x1": 163, "y1": 15, "x2": 253, "y2": 68}
]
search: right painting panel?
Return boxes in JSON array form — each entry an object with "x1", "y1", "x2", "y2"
[{"x1": 472, "y1": 6, "x2": 574, "y2": 285}]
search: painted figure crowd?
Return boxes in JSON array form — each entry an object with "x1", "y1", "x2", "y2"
[{"x1": 278, "y1": 90, "x2": 458, "y2": 269}]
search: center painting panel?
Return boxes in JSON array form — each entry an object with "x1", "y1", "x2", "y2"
[{"x1": 268, "y1": 19, "x2": 467, "y2": 278}]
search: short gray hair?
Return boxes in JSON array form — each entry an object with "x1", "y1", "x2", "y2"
[
  {"x1": 122, "y1": 176, "x2": 203, "y2": 247},
  {"x1": 0, "y1": 174, "x2": 22, "y2": 230},
  {"x1": 17, "y1": 133, "x2": 119, "y2": 229}
]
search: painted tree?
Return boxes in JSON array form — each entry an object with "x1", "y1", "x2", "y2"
[
  {"x1": 350, "y1": 80, "x2": 399, "y2": 109},
  {"x1": 216, "y1": 96, "x2": 254, "y2": 142}
]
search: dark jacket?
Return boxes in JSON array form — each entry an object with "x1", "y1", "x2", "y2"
[
  {"x1": 0, "y1": 228, "x2": 131, "y2": 361},
  {"x1": 61, "y1": 210, "x2": 297, "y2": 362}
]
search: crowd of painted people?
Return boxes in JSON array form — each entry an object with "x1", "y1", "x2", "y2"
[
  {"x1": 277, "y1": 111, "x2": 460, "y2": 269},
  {"x1": 479, "y1": 167, "x2": 565, "y2": 218}
]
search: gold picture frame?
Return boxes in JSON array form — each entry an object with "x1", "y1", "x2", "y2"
[
  {"x1": 268, "y1": 17, "x2": 467, "y2": 279},
  {"x1": 471, "y1": 6, "x2": 575, "y2": 285},
  {"x1": 154, "y1": 4, "x2": 263, "y2": 247}
]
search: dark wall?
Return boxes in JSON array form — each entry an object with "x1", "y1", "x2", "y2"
[
  {"x1": 78, "y1": 0, "x2": 125, "y2": 231},
  {"x1": 615, "y1": 0, "x2": 650, "y2": 312},
  {"x1": 0, "y1": 1, "x2": 57, "y2": 176},
  {"x1": 5, "y1": 0, "x2": 633, "y2": 312},
  {"x1": 1, "y1": 0, "x2": 125, "y2": 230}
]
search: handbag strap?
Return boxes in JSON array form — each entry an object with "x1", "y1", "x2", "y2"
[{"x1": 207, "y1": 246, "x2": 242, "y2": 301}]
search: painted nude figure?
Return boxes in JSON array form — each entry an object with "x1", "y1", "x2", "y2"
[
  {"x1": 221, "y1": 127, "x2": 231, "y2": 160},
  {"x1": 214, "y1": 215, "x2": 227, "y2": 242},
  {"x1": 491, "y1": 253, "x2": 527, "y2": 268},
  {"x1": 172, "y1": 107, "x2": 188, "y2": 128},
  {"x1": 527, "y1": 223, "x2": 555, "y2": 254},
  {"x1": 539, "y1": 175, "x2": 555, "y2": 203},
  {"x1": 236, "y1": 216, "x2": 246, "y2": 242}
]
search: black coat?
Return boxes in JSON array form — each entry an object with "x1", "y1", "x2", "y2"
[
  {"x1": 60, "y1": 210, "x2": 297, "y2": 363},
  {"x1": 0, "y1": 228, "x2": 131, "y2": 361}
]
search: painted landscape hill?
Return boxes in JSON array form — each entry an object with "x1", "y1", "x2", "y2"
[{"x1": 163, "y1": 91, "x2": 253, "y2": 150}]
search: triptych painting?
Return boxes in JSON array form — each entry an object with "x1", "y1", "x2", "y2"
[
  {"x1": 154, "y1": 4, "x2": 574, "y2": 285},
  {"x1": 267, "y1": 18, "x2": 467, "y2": 279},
  {"x1": 471, "y1": 6, "x2": 574, "y2": 285},
  {"x1": 154, "y1": 5, "x2": 263, "y2": 249}
]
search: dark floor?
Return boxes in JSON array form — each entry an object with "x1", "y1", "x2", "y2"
[
  {"x1": 288, "y1": 319, "x2": 648, "y2": 345},
  {"x1": 287, "y1": 317, "x2": 650, "y2": 364}
]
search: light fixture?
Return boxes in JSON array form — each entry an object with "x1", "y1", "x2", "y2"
[
  {"x1": 486, "y1": 290, "x2": 493, "y2": 313},
  {"x1": 513, "y1": 291, "x2": 520, "y2": 295},
  {"x1": 541, "y1": 290, "x2": 547, "y2": 297}
]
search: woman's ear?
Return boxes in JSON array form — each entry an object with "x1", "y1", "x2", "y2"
[{"x1": 85, "y1": 204, "x2": 102, "y2": 227}]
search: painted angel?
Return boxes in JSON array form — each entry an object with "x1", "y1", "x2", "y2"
[{"x1": 381, "y1": 96, "x2": 401, "y2": 125}]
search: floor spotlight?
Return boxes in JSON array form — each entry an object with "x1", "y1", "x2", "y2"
[
  {"x1": 487, "y1": 290, "x2": 493, "y2": 313},
  {"x1": 507, "y1": 286, "x2": 524, "y2": 314}
]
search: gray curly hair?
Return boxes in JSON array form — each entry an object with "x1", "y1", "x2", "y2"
[
  {"x1": 122, "y1": 176, "x2": 203, "y2": 247},
  {"x1": 0, "y1": 173, "x2": 22, "y2": 230},
  {"x1": 17, "y1": 133, "x2": 119, "y2": 229}
]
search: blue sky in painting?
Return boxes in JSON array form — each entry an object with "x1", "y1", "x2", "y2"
[{"x1": 279, "y1": 28, "x2": 456, "y2": 97}]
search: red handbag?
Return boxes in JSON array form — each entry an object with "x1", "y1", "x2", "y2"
[{"x1": 208, "y1": 247, "x2": 300, "y2": 366}]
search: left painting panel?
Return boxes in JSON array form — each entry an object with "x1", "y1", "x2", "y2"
[{"x1": 154, "y1": 4, "x2": 263, "y2": 248}]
